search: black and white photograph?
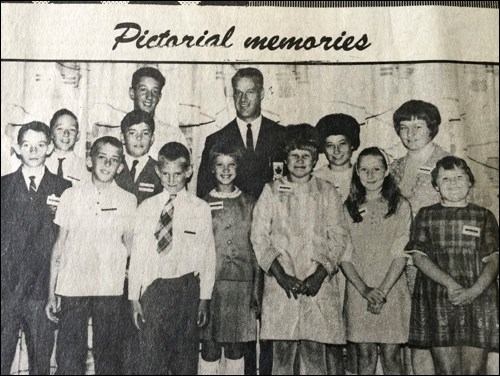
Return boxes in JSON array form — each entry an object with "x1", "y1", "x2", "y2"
[{"x1": 1, "y1": 2, "x2": 498, "y2": 375}]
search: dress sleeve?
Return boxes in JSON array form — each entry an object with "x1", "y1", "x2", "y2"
[
  {"x1": 198, "y1": 202, "x2": 216, "y2": 300},
  {"x1": 481, "y1": 209, "x2": 499, "y2": 263},
  {"x1": 251, "y1": 184, "x2": 282, "y2": 274},
  {"x1": 405, "y1": 207, "x2": 431, "y2": 257},
  {"x1": 389, "y1": 199, "x2": 413, "y2": 259}
]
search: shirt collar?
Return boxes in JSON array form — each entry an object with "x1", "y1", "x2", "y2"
[
  {"x1": 21, "y1": 165, "x2": 46, "y2": 190},
  {"x1": 236, "y1": 115, "x2": 262, "y2": 147},
  {"x1": 161, "y1": 187, "x2": 187, "y2": 201}
]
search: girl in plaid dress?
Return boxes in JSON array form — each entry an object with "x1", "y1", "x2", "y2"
[{"x1": 406, "y1": 156, "x2": 499, "y2": 375}]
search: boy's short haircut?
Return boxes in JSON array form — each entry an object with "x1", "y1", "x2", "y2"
[
  {"x1": 131, "y1": 67, "x2": 166, "y2": 90},
  {"x1": 120, "y1": 110, "x2": 155, "y2": 134},
  {"x1": 90, "y1": 136, "x2": 124, "y2": 158},
  {"x1": 17, "y1": 121, "x2": 51, "y2": 145},
  {"x1": 208, "y1": 143, "x2": 243, "y2": 170},
  {"x1": 284, "y1": 123, "x2": 320, "y2": 161},
  {"x1": 231, "y1": 67, "x2": 264, "y2": 89},
  {"x1": 315, "y1": 113, "x2": 361, "y2": 150},
  {"x1": 393, "y1": 99, "x2": 441, "y2": 140},
  {"x1": 431, "y1": 155, "x2": 475, "y2": 188},
  {"x1": 158, "y1": 142, "x2": 191, "y2": 168},
  {"x1": 49, "y1": 108, "x2": 79, "y2": 132}
]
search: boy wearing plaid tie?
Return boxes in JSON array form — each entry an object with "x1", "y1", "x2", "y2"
[
  {"x1": 1, "y1": 121, "x2": 71, "y2": 375},
  {"x1": 128, "y1": 142, "x2": 216, "y2": 375},
  {"x1": 45, "y1": 136, "x2": 137, "y2": 374},
  {"x1": 45, "y1": 108, "x2": 89, "y2": 185}
]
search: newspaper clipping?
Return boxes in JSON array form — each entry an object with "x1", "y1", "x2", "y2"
[{"x1": 1, "y1": 2, "x2": 498, "y2": 375}]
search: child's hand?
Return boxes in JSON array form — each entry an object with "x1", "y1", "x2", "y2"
[
  {"x1": 449, "y1": 287, "x2": 479, "y2": 306},
  {"x1": 131, "y1": 300, "x2": 146, "y2": 330},
  {"x1": 303, "y1": 265, "x2": 328, "y2": 297},
  {"x1": 197, "y1": 299, "x2": 210, "y2": 327},
  {"x1": 367, "y1": 300, "x2": 385, "y2": 315},
  {"x1": 45, "y1": 294, "x2": 61, "y2": 323},
  {"x1": 275, "y1": 273, "x2": 305, "y2": 299},
  {"x1": 362, "y1": 287, "x2": 386, "y2": 305}
]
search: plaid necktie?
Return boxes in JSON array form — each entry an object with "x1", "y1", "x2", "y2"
[
  {"x1": 246, "y1": 123, "x2": 254, "y2": 152},
  {"x1": 57, "y1": 157, "x2": 65, "y2": 177},
  {"x1": 29, "y1": 176, "x2": 37, "y2": 192},
  {"x1": 154, "y1": 194, "x2": 176, "y2": 254}
]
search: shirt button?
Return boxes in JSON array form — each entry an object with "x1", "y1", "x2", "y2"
[
  {"x1": 227, "y1": 240, "x2": 232, "y2": 245},
  {"x1": 226, "y1": 224, "x2": 231, "y2": 229}
]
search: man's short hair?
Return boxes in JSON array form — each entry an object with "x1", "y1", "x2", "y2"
[
  {"x1": 17, "y1": 121, "x2": 51, "y2": 145},
  {"x1": 131, "y1": 66, "x2": 166, "y2": 90},
  {"x1": 120, "y1": 110, "x2": 155, "y2": 134},
  {"x1": 158, "y1": 142, "x2": 191, "y2": 168},
  {"x1": 49, "y1": 108, "x2": 79, "y2": 132},
  {"x1": 231, "y1": 67, "x2": 264, "y2": 89},
  {"x1": 90, "y1": 136, "x2": 124, "y2": 158}
]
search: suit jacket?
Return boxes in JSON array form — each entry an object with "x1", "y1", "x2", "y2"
[
  {"x1": 115, "y1": 156, "x2": 163, "y2": 205},
  {"x1": 1, "y1": 167, "x2": 72, "y2": 301},
  {"x1": 197, "y1": 117, "x2": 285, "y2": 198}
]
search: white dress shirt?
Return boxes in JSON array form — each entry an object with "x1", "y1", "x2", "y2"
[
  {"x1": 124, "y1": 153, "x2": 151, "y2": 181},
  {"x1": 45, "y1": 150, "x2": 89, "y2": 184},
  {"x1": 21, "y1": 165, "x2": 45, "y2": 190},
  {"x1": 128, "y1": 188, "x2": 216, "y2": 301},
  {"x1": 236, "y1": 115, "x2": 262, "y2": 148}
]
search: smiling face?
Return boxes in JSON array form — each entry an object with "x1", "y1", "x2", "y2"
[
  {"x1": 87, "y1": 142, "x2": 123, "y2": 184},
  {"x1": 129, "y1": 76, "x2": 162, "y2": 115},
  {"x1": 122, "y1": 122, "x2": 154, "y2": 158},
  {"x1": 17, "y1": 130, "x2": 52, "y2": 168},
  {"x1": 212, "y1": 154, "x2": 237, "y2": 189},
  {"x1": 286, "y1": 148, "x2": 316, "y2": 183},
  {"x1": 324, "y1": 134, "x2": 354, "y2": 169},
  {"x1": 357, "y1": 155, "x2": 389, "y2": 193},
  {"x1": 51, "y1": 114, "x2": 79, "y2": 152},
  {"x1": 233, "y1": 76, "x2": 264, "y2": 122},
  {"x1": 434, "y1": 167, "x2": 471, "y2": 206},
  {"x1": 398, "y1": 118, "x2": 433, "y2": 152},
  {"x1": 155, "y1": 157, "x2": 192, "y2": 195}
]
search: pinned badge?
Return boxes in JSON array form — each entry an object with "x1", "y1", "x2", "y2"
[
  {"x1": 462, "y1": 225, "x2": 481, "y2": 237},
  {"x1": 47, "y1": 194, "x2": 60, "y2": 207},
  {"x1": 273, "y1": 162, "x2": 284, "y2": 180},
  {"x1": 139, "y1": 182, "x2": 155, "y2": 192},
  {"x1": 418, "y1": 166, "x2": 432, "y2": 174},
  {"x1": 209, "y1": 201, "x2": 224, "y2": 210}
]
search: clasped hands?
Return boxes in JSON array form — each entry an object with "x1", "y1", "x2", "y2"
[
  {"x1": 273, "y1": 264, "x2": 328, "y2": 299},
  {"x1": 446, "y1": 281, "x2": 479, "y2": 306},
  {"x1": 362, "y1": 287, "x2": 387, "y2": 315}
]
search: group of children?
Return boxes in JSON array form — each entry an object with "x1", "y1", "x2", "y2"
[{"x1": 1, "y1": 94, "x2": 498, "y2": 376}]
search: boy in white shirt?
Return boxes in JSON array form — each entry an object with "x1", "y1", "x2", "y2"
[
  {"x1": 45, "y1": 136, "x2": 137, "y2": 375},
  {"x1": 46, "y1": 108, "x2": 89, "y2": 184},
  {"x1": 129, "y1": 142, "x2": 216, "y2": 375}
]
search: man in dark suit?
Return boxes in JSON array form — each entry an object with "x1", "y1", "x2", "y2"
[
  {"x1": 197, "y1": 67, "x2": 285, "y2": 199},
  {"x1": 1, "y1": 121, "x2": 72, "y2": 375},
  {"x1": 197, "y1": 67, "x2": 285, "y2": 375}
]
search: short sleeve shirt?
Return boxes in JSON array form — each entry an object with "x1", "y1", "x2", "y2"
[{"x1": 54, "y1": 180, "x2": 137, "y2": 296}]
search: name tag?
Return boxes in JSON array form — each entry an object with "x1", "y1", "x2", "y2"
[
  {"x1": 67, "y1": 175, "x2": 80, "y2": 182},
  {"x1": 209, "y1": 201, "x2": 224, "y2": 211},
  {"x1": 47, "y1": 194, "x2": 60, "y2": 206},
  {"x1": 418, "y1": 166, "x2": 432, "y2": 174},
  {"x1": 278, "y1": 184, "x2": 292, "y2": 193},
  {"x1": 184, "y1": 230, "x2": 196, "y2": 235},
  {"x1": 273, "y1": 162, "x2": 284, "y2": 180},
  {"x1": 358, "y1": 206, "x2": 367, "y2": 217},
  {"x1": 101, "y1": 208, "x2": 117, "y2": 212},
  {"x1": 463, "y1": 225, "x2": 481, "y2": 237},
  {"x1": 138, "y1": 182, "x2": 155, "y2": 192}
]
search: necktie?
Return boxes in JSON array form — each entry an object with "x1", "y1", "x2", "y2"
[
  {"x1": 29, "y1": 176, "x2": 37, "y2": 192},
  {"x1": 246, "y1": 123, "x2": 254, "y2": 152},
  {"x1": 154, "y1": 194, "x2": 176, "y2": 254},
  {"x1": 130, "y1": 160, "x2": 139, "y2": 182},
  {"x1": 57, "y1": 158, "x2": 65, "y2": 177}
]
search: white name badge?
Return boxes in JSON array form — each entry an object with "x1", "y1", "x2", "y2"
[
  {"x1": 278, "y1": 184, "x2": 293, "y2": 193},
  {"x1": 462, "y1": 225, "x2": 481, "y2": 237},
  {"x1": 358, "y1": 205, "x2": 367, "y2": 217},
  {"x1": 418, "y1": 166, "x2": 432, "y2": 174},
  {"x1": 47, "y1": 194, "x2": 60, "y2": 206},
  {"x1": 138, "y1": 182, "x2": 155, "y2": 192},
  {"x1": 273, "y1": 162, "x2": 284, "y2": 180},
  {"x1": 67, "y1": 175, "x2": 81, "y2": 182},
  {"x1": 209, "y1": 201, "x2": 224, "y2": 210}
]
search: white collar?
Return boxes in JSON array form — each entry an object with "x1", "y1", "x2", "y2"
[
  {"x1": 209, "y1": 187, "x2": 242, "y2": 199},
  {"x1": 21, "y1": 165, "x2": 46, "y2": 190},
  {"x1": 236, "y1": 115, "x2": 263, "y2": 148}
]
